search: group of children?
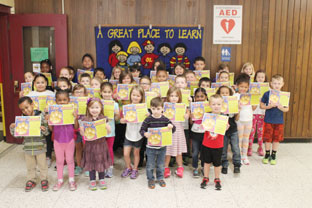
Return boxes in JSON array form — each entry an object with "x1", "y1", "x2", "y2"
[{"x1": 11, "y1": 53, "x2": 289, "y2": 192}]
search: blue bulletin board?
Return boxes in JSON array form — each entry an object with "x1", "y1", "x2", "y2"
[{"x1": 95, "y1": 26, "x2": 204, "y2": 77}]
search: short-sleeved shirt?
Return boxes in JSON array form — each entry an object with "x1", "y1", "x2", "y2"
[
  {"x1": 107, "y1": 101, "x2": 119, "y2": 137},
  {"x1": 202, "y1": 131, "x2": 224, "y2": 149},
  {"x1": 261, "y1": 91, "x2": 284, "y2": 124}
]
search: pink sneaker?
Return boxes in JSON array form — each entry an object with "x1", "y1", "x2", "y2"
[
  {"x1": 164, "y1": 167, "x2": 171, "y2": 178},
  {"x1": 257, "y1": 146, "x2": 264, "y2": 156},
  {"x1": 69, "y1": 181, "x2": 77, "y2": 191},
  {"x1": 175, "y1": 166, "x2": 184, "y2": 178},
  {"x1": 53, "y1": 181, "x2": 63, "y2": 191},
  {"x1": 247, "y1": 148, "x2": 252, "y2": 156}
]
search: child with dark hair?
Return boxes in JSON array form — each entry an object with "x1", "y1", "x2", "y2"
[
  {"x1": 170, "y1": 43, "x2": 190, "y2": 70},
  {"x1": 10, "y1": 96, "x2": 50, "y2": 192},
  {"x1": 193, "y1": 56, "x2": 206, "y2": 71},
  {"x1": 82, "y1": 53, "x2": 95, "y2": 72},
  {"x1": 94, "y1": 67, "x2": 106, "y2": 80}
]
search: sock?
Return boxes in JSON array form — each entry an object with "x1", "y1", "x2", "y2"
[
  {"x1": 264, "y1": 150, "x2": 270, "y2": 159},
  {"x1": 58, "y1": 179, "x2": 63, "y2": 183},
  {"x1": 69, "y1": 177, "x2": 75, "y2": 183},
  {"x1": 271, "y1": 151, "x2": 277, "y2": 160}
]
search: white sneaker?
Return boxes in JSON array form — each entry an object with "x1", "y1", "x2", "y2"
[{"x1": 242, "y1": 158, "x2": 250, "y2": 165}]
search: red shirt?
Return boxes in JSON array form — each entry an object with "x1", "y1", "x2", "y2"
[
  {"x1": 141, "y1": 53, "x2": 159, "y2": 69},
  {"x1": 202, "y1": 131, "x2": 224, "y2": 148}
]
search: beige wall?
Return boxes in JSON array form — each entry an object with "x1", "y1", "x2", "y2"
[{"x1": 0, "y1": 0, "x2": 14, "y2": 13}]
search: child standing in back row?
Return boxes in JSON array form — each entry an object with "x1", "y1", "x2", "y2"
[{"x1": 260, "y1": 74, "x2": 289, "y2": 165}]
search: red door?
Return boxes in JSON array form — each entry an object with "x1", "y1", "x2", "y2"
[{"x1": 1, "y1": 13, "x2": 68, "y2": 143}]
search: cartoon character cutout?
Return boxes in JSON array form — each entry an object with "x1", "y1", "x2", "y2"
[
  {"x1": 170, "y1": 43, "x2": 190, "y2": 70},
  {"x1": 157, "y1": 43, "x2": 172, "y2": 71},
  {"x1": 109, "y1": 40, "x2": 123, "y2": 68},
  {"x1": 127, "y1": 41, "x2": 142, "y2": 67},
  {"x1": 116, "y1": 51, "x2": 128, "y2": 70},
  {"x1": 141, "y1": 40, "x2": 159, "y2": 75}
]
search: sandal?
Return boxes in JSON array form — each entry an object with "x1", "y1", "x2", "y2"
[
  {"x1": 41, "y1": 180, "x2": 49, "y2": 192},
  {"x1": 158, "y1": 180, "x2": 166, "y2": 187},
  {"x1": 148, "y1": 180, "x2": 155, "y2": 189},
  {"x1": 25, "y1": 180, "x2": 36, "y2": 192}
]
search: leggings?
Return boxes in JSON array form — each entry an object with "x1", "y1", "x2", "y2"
[
  {"x1": 89, "y1": 170, "x2": 105, "y2": 181},
  {"x1": 249, "y1": 114, "x2": 264, "y2": 148},
  {"x1": 106, "y1": 137, "x2": 115, "y2": 164},
  {"x1": 237, "y1": 120, "x2": 252, "y2": 158},
  {"x1": 45, "y1": 133, "x2": 53, "y2": 158},
  {"x1": 54, "y1": 139, "x2": 75, "y2": 180}
]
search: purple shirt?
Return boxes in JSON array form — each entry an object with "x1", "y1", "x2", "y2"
[{"x1": 53, "y1": 125, "x2": 75, "y2": 143}]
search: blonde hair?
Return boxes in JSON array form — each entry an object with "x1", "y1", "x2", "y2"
[
  {"x1": 209, "y1": 94, "x2": 223, "y2": 102},
  {"x1": 166, "y1": 86, "x2": 182, "y2": 103},
  {"x1": 241, "y1": 62, "x2": 255, "y2": 77},
  {"x1": 130, "y1": 85, "x2": 145, "y2": 103},
  {"x1": 272, "y1": 74, "x2": 284, "y2": 82},
  {"x1": 110, "y1": 66, "x2": 122, "y2": 80},
  {"x1": 91, "y1": 77, "x2": 103, "y2": 85}
]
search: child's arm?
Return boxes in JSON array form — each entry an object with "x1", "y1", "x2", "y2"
[
  {"x1": 260, "y1": 101, "x2": 275, "y2": 110},
  {"x1": 41, "y1": 113, "x2": 50, "y2": 136},
  {"x1": 9, "y1": 123, "x2": 16, "y2": 136},
  {"x1": 73, "y1": 111, "x2": 79, "y2": 129},
  {"x1": 140, "y1": 118, "x2": 150, "y2": 138},
  {"x1": 277, "y1": 104, "x2": 289, "y2": 113},
  {"x1": 106, "y1": 123, "x2": 111, "y2": 135},
  {"x1": 167, "y1": 120, "x2": 176, "y2": 133},
  {"x1": 184, "y1": 109, "x2": 190, "y2": 120},
  {"x1": 252, "y1": 105, "x2": 257, "y2": 111}
]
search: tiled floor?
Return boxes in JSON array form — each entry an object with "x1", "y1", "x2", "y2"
[{"x1": 0, "y1": 143, "x2": 312, "y2": 208}]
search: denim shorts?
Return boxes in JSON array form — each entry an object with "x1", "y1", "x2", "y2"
[
  {"x1": 75, "y1": 134, "x2": 83, "y2": 143},
  {"x1": 124, "y1": 138, "x2": 143, "y2": 148}
]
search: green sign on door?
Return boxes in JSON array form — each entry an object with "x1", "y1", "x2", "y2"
[{"x1": 30, "y1": 47, "x2": 49, "y2": 62}]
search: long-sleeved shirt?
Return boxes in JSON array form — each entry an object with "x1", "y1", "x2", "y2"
[
  {"x1": 10, "y1": 110, "x2": 50, "y2": 155},
  {"x1": 140, "y1": 115, "x2": 176, "y2": 149}
]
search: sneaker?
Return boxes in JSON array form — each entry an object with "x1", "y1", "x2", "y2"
[
  {"x1": 257, "y1": 146, "x2": 264, "y2": 156},
  {"x1": 69, "y1": 181, "x2": 77, "y2": 191},
  {"x1": 130, "y1": 169, "x2": 138, "y2": 179},
  {"x1": 89, "y1": 181, "x2": 97, "y2": 191},
  {"x1": 148, "y1": 180, "x2": 155, "y2": 189},
  {"x1": 105, "y1": 167, "x2": 113, "y2": 178},
  {"x1": 270, "y1": 158, "x2": 277, "y2": 165},
  {"x1": 247, "y1": 148, "x2": 252, "y2": 156},
  {"x1": 46, "y1": 158, "x2": 52, "y2": 168},
  {"x1": 41, "y1": 180, "x2": 49, "y2": 192},
  {"x1": 200, "y1": 177, "x2": 209, "y2": 189},
  {"x1": 121, "y1": 168, "x2": 132, "y2": 177},
  {"x1": 262, "y1": 157, "x2": 270, "y2": 164},
  {"x1": 193, "y1": 169, "x2": 200, "y2": 178},
  {"x1": 158, "y1": 179, "x2": 166, "y2": 187},
  {"x1": 99, "y1": 180, "x2": 107, "y2": 190},
  {"x1": 214, "y1": 178, "x2": 222, "y2": 190},
  {"x1": 234, "y1": 166, "x2": 240, "y2": 173},
  {"x1": 175, "y1": 166, "x2": 184, "y2": 178},
  {"x1": 84, "y1": 171, "x2": 89, "y2": 177},
  {"x1": 164, "y1": 167, "x2": 171, "y2": 178},
  {"x1": 242, "y1": 158, "x2": 250, "y2": 165},
  {"x1": 221, "y1": 167, "x2": 228, "y2": 174},
  {"x1": 53, "y1": 181, "x2": 63, "y2": 191},
  {"x1": 74, "y1": 166, "x2": 82, "y2": 176},
  {"x1": 25, "y1": 180, "x2": 36, "y2": 192}
]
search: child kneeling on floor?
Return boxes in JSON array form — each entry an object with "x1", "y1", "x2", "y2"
[
  {"x1": 10, "y1": 96, "x2": 50, "y2": 192},
  {"x1": 140, "y1": 97, "x2": 176, "y2": 189}
]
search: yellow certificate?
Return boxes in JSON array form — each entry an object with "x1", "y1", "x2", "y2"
[
  {"x1": 102, "y1": 100, "x2": 115, "y2": 119},
  {"x1": 109, "y1": 80, "x2": 118, "y2": 90},
  {"x1": 221, "y1": 96, "x2": 238, "y2": 114},
  {"x1": 188, "y1": 81, "x2": 199, "y2": 96},
  {"x1": 202, "y1": 113, "x2": 228, "y2": 135},
  {"x1": 163, "y1": 102, "x2": 186, "y2": 122},
  {"x1": 46, "y1": 95, "x2": 55, "y2": 106},
  {"x1": 70, "y1": 97, "x2": 88, "y2": 115},
  {"x1": 82, "y1": 119, "x2": 107, "y2": 141},
  {"x1": 30, "y1": 96, "x2": 47, "y2": 111},
  {"x1": 117, "y1": 84, "x2": 135, "y2": 100},
  {"x1": 145, "y1": 91, "x2": 158, "y2": 108},
  {"x1": 251, "y1": 94, "x2": 261, "y2": 105},
  {"x1": 77, "y1": 69, "x2": 93, "y2": 80},
  {"x1": 147, "y1": 127, "x2": 172, "y2": 147},
  {"x1": 260, "y1": 83, "x2": 270, "y2": 97},
  {"x1": 181, "y1": 89, "x2": 191, "y2": 106},
  {"x1": 123, "y1": 103, "x2": 147, "y2": 123},
  {"x1": 21, "y1": 82, "x2": 32, "y2": 95},
  {"x1": 194, "y1": 70, "x2": 210, "y2": 80},
  {"x1": 216, "y1": 72, "x2": 235, "y2": 85},
  {"x1": 150, "y1": 82, "x2": 169, "y2": 97},
  {"x1": 14, "y1": 116, "x2": 41, "y2": 137},
  {"x1": 87, "y1": 88, "x2": 101, "y2": 98},
  {"x1": 48, "y1": 104, "x2": 74, "y2": 125}
]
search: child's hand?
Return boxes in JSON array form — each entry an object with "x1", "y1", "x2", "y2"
[
  {"x1": 144, "y1": 132, "x2": 151, "y2": 138},
  {"x1": 188, "y1": 96, "x2": 192, "y2": 103},
  {"x1": 226, "y1": 123, "x2": 230, "y2": 130},
  {"x1": 146, "y1": 112, "x2": 150, "y2": 117},
  {"x1": 10, "y1": 123, "x2": 15, "y2": 129},
  {"x1": 40, "y1": 126, "x2": 46, "y2": 131},
  {"x1": 120, "y1": 118, "x2": 126, "y2": 124},
  {"x1": 80, "y1": 128, "x2": 85, "y2": 136},
  {"x1": 106, "y1": 123, "x2": 111, "y2": 135},
  {"x1": 168, "y1": 124, "x2": 173, "y2": 129},
  {"x1": 45, "y1": 114, "x2": 49, "y2": 121},
  {"x1": 73, "y1": 111, "x2": 78, "y2": 119},
  {"x1": 19, "y1": 91, "x2": 24, "y2": 98}
]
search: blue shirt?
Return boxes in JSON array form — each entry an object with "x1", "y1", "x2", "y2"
[
  {"x1": 261, "y1": 91, "x2": 284, "y2": 124},
  {"x1": 127, "y1": 54, "x2": 141, "y2": 66}
]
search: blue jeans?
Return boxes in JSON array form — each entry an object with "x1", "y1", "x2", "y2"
[
  {"x1": 222, "y1": 131, "x2": 241, "y2": 168},
  {"x1": 192, "y1": 137, "x2": 204, "y2": 169},
  {"x1": 146, "y1": 147, "x2": 166, "y2": 181}
]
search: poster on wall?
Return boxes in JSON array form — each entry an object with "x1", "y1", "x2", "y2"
[
  {"x1": 213, "y1": 5, "x2": 243, "y2": 44},
  {"x1": 95, "y1": 26, "x2": 204, "y2": 77}
]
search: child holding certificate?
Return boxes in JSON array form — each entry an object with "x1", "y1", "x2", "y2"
[
  {"x1": 56, "y1": 77, "x2": 72, "y2": 92},
  {"x1": 164, "y1": 87, "x2": 189, "y2": 178},
  {"x1": 200, "y1": 94, "x2": 225, "y2": 190},
  {"x1": 28, "y1": 74, "x2": 55, "y2": 168},
  {"x1": 216, "y1": 86, "x2": 241, "y2": 174},
  {"x1": 48, "y1": 90, "x2": 79, "y2": 191},
  {"x1": 260, "y1": 74, "x2": 289, "y2": 165},
  {"x1": 10, "y1": 97, "x2": 50, "y2": 192},
  {"x1": 248, "y1": 70, "x2": 268, "y2": 156},
  {"x1": 80, "y1": 98, "x2": 112, "y2": 190},
  {"x1": 120, "y1": 86, "x2": 146, "y2": 179},
  {"x1": 190, "y1": 88, "x2": 208, "y2": 177},
  {"x1": 100, "y1": 82, "x2": 120, "y2": 178},
  {"x1": 140, "y1": 97, "x2": 176, "y2": 189}
]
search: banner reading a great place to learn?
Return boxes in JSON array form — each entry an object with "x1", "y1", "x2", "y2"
[{"x1": 95, "y1": 26, "x2": 204, "y2": 77}]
